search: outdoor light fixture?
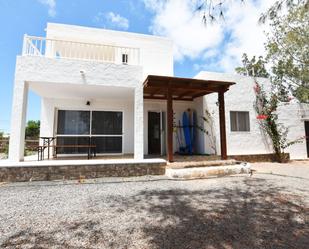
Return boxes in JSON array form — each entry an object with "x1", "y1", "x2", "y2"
[{"x1": 86, "y1": 101, "x2": 90, "y2": 106}]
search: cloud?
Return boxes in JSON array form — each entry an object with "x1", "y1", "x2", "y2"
[
  {"x1": 38, "y1": 0, "x2": 56, "y2": 17},
  {"x1": 213, "y1": 0, "x2": 274, "y2": 72},
  {"x1": 142, "y1": 0, "x2": 276, "y2": 72},
  {"x1": 94, "y1": 12, "x2": 129, "y2": 30},
  {"x1": 143, "y1": 0, "x2": 224, "y2": 61}
]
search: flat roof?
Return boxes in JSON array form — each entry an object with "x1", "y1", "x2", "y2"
[
  {"x1": 143, "y1": 75, "x2": 235, "y2": 101},
  {"x1": 46, "y1": 23, "x2": 173, "y2": 43}
]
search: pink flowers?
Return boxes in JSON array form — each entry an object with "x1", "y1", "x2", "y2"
[{"x1": 256, "y1": 114, "x2": 268, "y2": 120}]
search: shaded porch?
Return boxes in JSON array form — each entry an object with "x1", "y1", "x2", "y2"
[{"x1": 143, "y1": 75, "x2": 235, "y2": 162}]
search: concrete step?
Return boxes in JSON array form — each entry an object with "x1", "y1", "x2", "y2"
[
  {"x1": 165, "y1": 162, "x2": 251, "y2": 179},
  {"x1": 167, "y1": 159, "x2": 238, "y2": 169}
]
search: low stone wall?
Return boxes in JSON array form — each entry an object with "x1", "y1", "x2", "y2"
[
  {"x1": 228, "y1": 153, "x2": 290, "y2": 163},
  {"x1": 0, "y1": 162, "x2": 166, "y2": 182},
  {"x1": 0, "y1": 139, "x2": 39, "y2": 153},
  {"x1": 173, "y1": 153, "x2": 291, "y2": 163}
]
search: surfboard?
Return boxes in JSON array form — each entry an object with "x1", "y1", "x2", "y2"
[{"x1": 182, "y1": 112, "x2": 192, "y2": 154}]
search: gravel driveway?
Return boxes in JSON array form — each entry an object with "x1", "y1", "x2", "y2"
[{"x1": 0, "y1": 162, "x2": 308, "y2": 248}]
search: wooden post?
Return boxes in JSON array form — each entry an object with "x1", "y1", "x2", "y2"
[
  {"x1": 167, "y1": 85, "x2": 173, "y2": 162},
  {"x1": 218, "y1": 91, "x2": 227, "y2": 160}
]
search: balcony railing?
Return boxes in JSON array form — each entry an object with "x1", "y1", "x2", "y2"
[{"x1": 22, "y1": 35, "x2": 140, "y2": 65}]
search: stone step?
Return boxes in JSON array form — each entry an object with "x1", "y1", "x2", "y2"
[
  {"x1": 167, "y1": 159, "x2": 238, "y2": 169},
  {"x1": 165, "y1": 162, "x2": 251, "y2": 179}
]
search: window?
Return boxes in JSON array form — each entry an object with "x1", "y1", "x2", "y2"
[
  {"x1": 56, "y1": 110, "x2": 123, "y2": 154},
  {"x1": 122, "y1": 53, "x2": 128, "y2": 64},
  {"x1": 230, "y1": 111, "x2": 250, "y2": 132},
  {"x1": 92, "y1": 137, "x2": 122, "y2": 153},
  {"x1": 91, "y1": 111, "x2": 123, "y2": 154},
  {"x1": 57, "y1": 110, "x2": 90, "y2": 135},
  {"x1": 56, "y1": 136, "x2": 90, "y2": 154},
  {"x1": 91, "y1": 111, "x2": 122, "y2": 135}
]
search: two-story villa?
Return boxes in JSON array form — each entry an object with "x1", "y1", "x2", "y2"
[{"x1": 8, "y1": 23, "x2": 309, "y2": 163}]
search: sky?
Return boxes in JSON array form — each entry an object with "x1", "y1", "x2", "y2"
[{"x1": 0, "y1": 0, "x2": 275, "y2": 133}]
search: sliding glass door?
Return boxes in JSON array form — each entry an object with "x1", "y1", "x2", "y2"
[
  {"x1": 91, "y1": 111, "x2": 123, "y2": 153},
  {"x1": 56, "y1": 110, "x2": 123, "y2": 154}
]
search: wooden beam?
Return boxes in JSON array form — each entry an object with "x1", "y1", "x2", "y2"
[
  {"x1": 145, "y1": 84, "x2": 225, "y2": 92},
  {"x1": 177, "y1": 90, "x2": 193, "y2": 98},
  {"x1": 150, "y1": 88, "x2": 162, "y2": 97},
  {"x1": 145, "y1": 75, "x2": 235, "y2": 87},
  {"x1": 144, "y1": 96, "x2": 193, "y2": 101},
  {"x1": 218, "y1": 91, "x2": 227, "y2": 160},
  {"x1": 192, "y1": 90, "x2": 212, "y2": 99},
  {"x1": 167, "y1": 85, "x2": 173, "y2": 162}
]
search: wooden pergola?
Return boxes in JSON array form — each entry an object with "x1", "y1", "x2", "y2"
[{"x1": 143, "y1": 75, "x2": 235, "y2": 162}]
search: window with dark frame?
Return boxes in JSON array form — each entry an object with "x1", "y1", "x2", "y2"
[
  {"x1": 56, "y1": 110, "x2": 123, "y2": 154},
  {"x1": 230, "y1": 111, "x2": 250, "y2": 132}
]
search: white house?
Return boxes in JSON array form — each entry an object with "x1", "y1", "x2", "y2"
[{"x1": 9, "y1": 23, "x2": 309, "y2": 162}]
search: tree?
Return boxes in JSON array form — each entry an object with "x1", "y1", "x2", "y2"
[
  {"x1": 259, "y1": 0, "x2": 308, "y2": 23},
  {"x1": 264, "y1": 1, "x2": 309, "y2": 102},
  {"x1": 196, "y1": 0, "x2": 245, "y2": 25},
  {"x1": 25, "y1": 120, "x2": 40, "y2": 139},
  {"x1": 235, "y1": 53, "x2": 269, "y2": 78},
  {"x1": 236, "y1": 2, "x2": 309, "y2": 103}
]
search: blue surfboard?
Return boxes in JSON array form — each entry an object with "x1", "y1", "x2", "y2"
[{"x1": 182, "y1": 112, "x2": 192, "y2": 154}]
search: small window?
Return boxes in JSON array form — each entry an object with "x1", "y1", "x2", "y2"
[
  {"x1": 230, "y1": 111, "x2": 250, "y2": 132},
  {"x1": 122, "y1": 53, "x2": 128, "y2": 64}
]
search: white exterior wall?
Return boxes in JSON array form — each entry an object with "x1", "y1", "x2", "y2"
[
  {"x1": 195, "y1": 71, "x2": 309, "y2": 159},
  {"x1": 9, "y1": 56, "x2": 143, "y2": 161},
  {"x1": 277, "y1": 103, "x2": 309, "y2": 159},
  {"x1": 45, "y1": 23, "x2": 174, "y2": 78},
  {"x1": 134, "y1": 85, "x2": 144, "y2": 159},
  {"x1": 14, "y1": 56, "x2": 142, "y2": 87},
  {"x1": 8, "y1": 77, "x2": 29, "y2": 161}
]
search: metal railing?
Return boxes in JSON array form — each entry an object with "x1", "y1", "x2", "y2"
[{"x1": 22, "y1": 35, "x2": 140, "y2": 65}]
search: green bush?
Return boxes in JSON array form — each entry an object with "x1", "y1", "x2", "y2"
[{"x1": 25, "y1": 120, "x2": 40, "y2": 139}]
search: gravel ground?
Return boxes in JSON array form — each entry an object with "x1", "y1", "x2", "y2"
[{"x1": 0, "y1": 162, "x2": 309, "y2": 249}]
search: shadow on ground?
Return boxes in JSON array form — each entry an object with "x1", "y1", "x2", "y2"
[
  {"x1": 132, "y1": 178, "x2": 309, "y2": 249},
  {"x1": 2, "y1": 177, "x2": 309, "y2": 249}
]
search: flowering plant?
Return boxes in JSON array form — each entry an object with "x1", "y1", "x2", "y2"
[
  {"x1": 256, "y1": 114, "x2": 268, "y2": 120},
  {"x1": 254, "y1": 80, "x2": 303, "y2": 162}
]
